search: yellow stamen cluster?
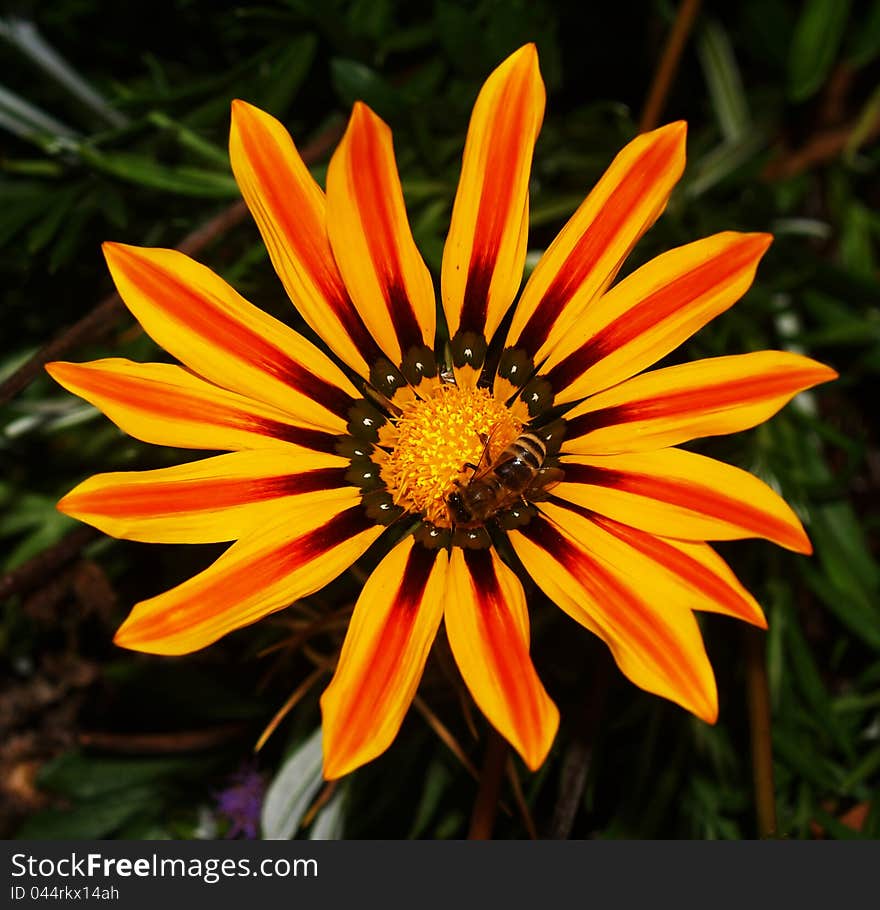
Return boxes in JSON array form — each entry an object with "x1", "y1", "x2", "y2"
[{"x1": 378, "y1": 384, "x2": 522, "y2": 526}]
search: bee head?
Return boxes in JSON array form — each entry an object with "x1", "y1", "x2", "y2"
[{"x1": 446, "y1": 490, "x2": 470, "y2": 526}]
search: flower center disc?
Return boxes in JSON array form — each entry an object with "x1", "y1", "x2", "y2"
[{"x1": 378, "y1": 385, "x2": 522, "y2": 527}]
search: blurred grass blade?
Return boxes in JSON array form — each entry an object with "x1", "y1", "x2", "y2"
[
  {"x1": 308, "y1": 783, "x2": 347, "y2": 840},
  {"x1": 261, "y1": 727, "x2": 324, "y2": 840},
  {"x1": 330, "y1": 57, "x2": 402, "y2": 119},
  {"x1": 683, "y1": 129, "x2": 766, "y2": 198},
  {"x1": 256, "y1": 33, "x2": 317, "y2": 116},
  {"x1": 78, "y1": 147, "x2": 239, "y2": 197},
  {"x1": 0, "y1": 17, "x2": 127, "y2": 127},
  {"x1": 787, "y1": 0, "x2": 852, "y2": 102},
  {"x1": 845, "y1": 84, "x2": 880, "y2": 163},
  {"x1": 0, "y1": 83, "x2": 78, "y2": 143},
  {"x1": 845, "y1": 0, "x2": 880, "y2": 68},
  {"x1": 697, "y1": 19, "x2": 750, "y2": 142},
  {"x1": 146, "y1": 111, "x2": 230, "y2": 167}
]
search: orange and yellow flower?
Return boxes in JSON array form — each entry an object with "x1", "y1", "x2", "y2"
[{"x1": 47, "y1": 45, "x2": 836, "y2": 779}]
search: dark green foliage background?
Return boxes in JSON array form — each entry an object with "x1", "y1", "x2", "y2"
[{"x1": 1, "y1": 0, "x2": 878, "y2": 839}]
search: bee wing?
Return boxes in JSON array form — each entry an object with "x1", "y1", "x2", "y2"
[
  {"x1": 526, "y1": 465, "x2": 565, "y2": 500},
  {"x1": 468, "y1": 421, "x2": 509, "y2": 479}
]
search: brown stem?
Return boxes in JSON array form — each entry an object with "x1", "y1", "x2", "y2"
[
  {"x1": 301, "y1": 780, "x2": 339, "y2": 829},
  {"x1": 743, "y1": 626, "x2": 778, "y2": 838},
  {"x1": 0, "y1": 117, "x2": 345, "y2": 407},
  {"x1": 467, "y1": 728, "x2": 508, "y2": 840},
  {"x1": 78, "y1": 723, "x2": 247, "y2": 754},
  {"x1": 639, "y1": 0, "x2": 703, "y2": 133},
  {"x1": 254, "y1": 666, "x2": 326, "y2": 752},
  {"x1": 412, "y1": 695, "x2": 480, "y2": 780},
  {"x1": 762, "y1": 112, "x2": 880, "y2": 180},
  {"x1": 506, "y1": 758, "x2": 537, "y2": 840}
]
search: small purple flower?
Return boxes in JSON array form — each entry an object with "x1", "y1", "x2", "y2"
[{"x1": 214, "y1": 763, "x2": 265, "y2": 839}]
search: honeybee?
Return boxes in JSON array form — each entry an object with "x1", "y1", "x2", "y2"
[{"x1": 446, "y1": 428, "x2": 564, "y2": 528}]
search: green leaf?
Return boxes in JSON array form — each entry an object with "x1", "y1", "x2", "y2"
[
  {"x1": 309, "y1": 783, "x2": 347, "y2": 840},
  {"x1": 330, "y1": 58, "x2": 402, "y2": 120},
  {"x1": 26, "y1": 185, "x2": 79, "y2": 253},
  {"x1": 17, "y1": 787, "x2": 159, "y2": 839},
  {"x1": 846, "y1": 0, "x2": 880, "y2": 67},
  {"x1": 781, "y1": 601, "x2": 855, "y2": 761},
  {"x1": 36, "y1": 751, "x2": 201, "y2": 800},
  {"x1": 261, "y1": 727, "x2": 324, "y2": 839},
  {"x1": 697, "y1": 20, "x2": 750, "y2": 142},
  {"x1": 78, "y1": 147, "x2": 238, "y2": 198},
  {"x1": 840, "y1": 204, "x2": 877, "y2": 279},
  {"x1": 788, "y1": 0, "x2": 852, "y2": 102},
  {"x1": 839, "y1": 746, "x2": 880, "y2": 794},
  {"x1": 250, "y1": 34, "x2": 318, "y2": 117},
  {"x1": 408, "y1": 760, "x2": 452, "y2": 838}
]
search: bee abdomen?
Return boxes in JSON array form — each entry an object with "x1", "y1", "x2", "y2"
[{"x1": 506, "y1": 432, "x2": 546, "y2": 467}]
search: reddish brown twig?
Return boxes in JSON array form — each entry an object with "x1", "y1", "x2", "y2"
[
  {"x1": 412, "y1": 695, "x2": 480, "y2": 780},
  {"x1": 743, "y1": 626, "x2": 777, "y2": 838},
  {"x1": 506, "y1": 758, "x2": 538, "y2": 840},
  {"x1": 640, "y1": 0, "x2": 703, "y2": 132},
  {"x1": 301, "y1": 780, "x2": 339, "y2": 830},
  {"x1": 467, "y1": 729, "x2": 508, "y2": 840},
  {"x1": 254, "y1": 666, "x2": 327, "y2": 753},
  {"x1": 78, "y1": 723, "x2": 248, "y2": 754},
  {"x1": 762, "y1": 112, "x2": 880, "y2": 180},
  {"x1": 0, "y1": 117, "x2": 345, "y2": 407}
]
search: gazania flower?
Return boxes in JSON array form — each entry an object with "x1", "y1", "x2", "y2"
[{"x1": 47, "y1": 44, "x2": 835, "y2": 779}]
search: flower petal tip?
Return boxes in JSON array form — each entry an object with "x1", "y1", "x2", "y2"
[
  {"x1": 692, "y1": 682, "x2": 719, "y2": 726},
  {"x1": 44, "y1": 360, "x2": 69, "y2": 383},
  {"x1": 101, "y1": 240, "x2": 134, "y2": 267},
  {"x1": 112, "y1": 621, "x2": 141, "y2": 652},
  {"x1": 520, "y1": 711, "x2": 560, "y2": 771},
  {"x1": 320, "y1": 753, "x2": 353, "y2": 782},
  {"x1": 55, "y1": 491, "x2": 76, "y2": 517},
  {"x1": 700, "y1": 702, "x2": 720, "y2": 726},
  {"x1": 513, "y1": 700, "x2": 560, "y2": 771},
  {"x1": 657, "y1": 119, "x2": 688, "y2": 142},
  {"x1": 748, "y1": 231, "x2": 774, "y2": 255},
  {"x1": 512, "y1": 41, "x2": 539, "y2": 63},
  {"x1": 349, "y1": 100, "x2": 383, "y2": 130},
  {"x1": 112, "y1": 619, "x2": 185, "y2": 656}
]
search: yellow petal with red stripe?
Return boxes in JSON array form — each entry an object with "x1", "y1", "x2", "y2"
[
  {"x1": 563, "y1": 351, "x2": 837, "y2": 454},
  {"x1": 46, "y1": 359, "x2": 339, "y2": 454},
  {"x1": 511, "y1": 510, "x2": 718, "y2": 723},
  {"x1": 549, "y1": 501, "x2": 766, "y2": 627},
  {"x1": 114, "y1": 492, "x2": 383, "y2": 655},
  {"x1": 326, "y1": 103, "x2": 435, "y2": 366},
  {"x1": 555, "y1": 448, "x2": 811, "y2": 553},
  {"x1": 441, "y1": 43, "x2": 545, "y2": 343},
  {"x1": 444, "y1": 547, "x2": 558, "y2": 770},
  {"x1": 229, "y1": 100, "x2": 383, "y2": 377},
  {"x1": 541, "y1": 232, "x2": 773, "y2": 404},
  {"x1": 505, "y1": 121, "x2": 687, "y2": 364},
  {"x1": 321, "y1": 537, "x2": 447, "y2": 779},
  {"x1": 103, "y1": 243, "x2": 356, "y2": 433},
  {"x1": 58, "y1": 450, "x2": 351, "y2": 544}
]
